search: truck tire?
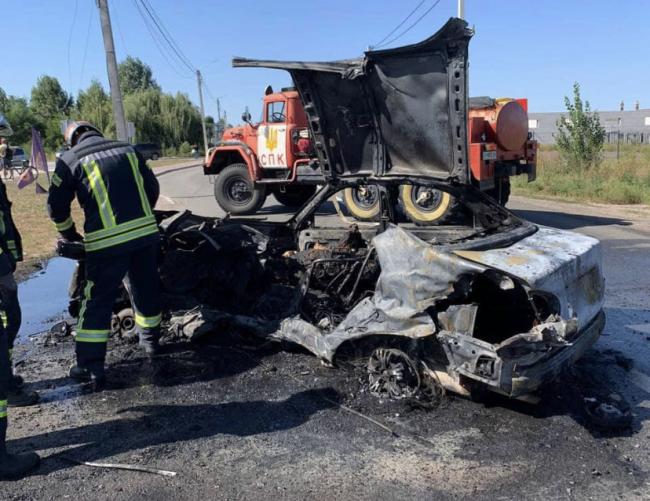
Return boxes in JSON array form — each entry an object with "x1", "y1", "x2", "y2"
[
  {"x1": 343, "y1": 185, "x2": 380, "y2": 221},
  {"x1": 486, "y1": 177, "x2": 511, "y2": 206},
  {"x1": 272, "y1": 185, "x2": 317, "y2": 208},
  {"x1": 399, "y1": 184, "x2": 460, "y2": 225},
  {"x1": 214, "y1": 164, "x2": 267, "y2": 215}
]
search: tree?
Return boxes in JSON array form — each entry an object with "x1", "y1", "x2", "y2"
[
  {"x1": 123, "y1": 88, "x2": 164, "y2": 144},
  {"x1": 123, "y1": 88, "x2": 202, "y2": 150},
  {"x1": 30, "y1": 75, "x2": 71, "y2": 122},
  {"x1": 119, "y1": 57, "x2": 160, "y2": 95},
  {"x1": 0, "y1": 87, "x2": 7, "y2": 112},
  {"x1": 556, "y1": 82, "x2": 605, "y2": 170},
  {"x1": 76, "y1": 80, "x2": 114, "y2": 136},
  {"x1": 2, "y1": 97, "x2": 34, "y2": 145},
  {"x1": 30, "y1": 76, "x2": 71, "y2": 149}
]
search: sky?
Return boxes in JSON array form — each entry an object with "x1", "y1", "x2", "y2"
[{"x1": 2, "y1": 0, "x2": 649, "y2": 122}]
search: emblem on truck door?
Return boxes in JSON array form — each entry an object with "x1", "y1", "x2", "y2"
[{"x1": 258, "y1": 125, "x2": 287, "y2": 167}]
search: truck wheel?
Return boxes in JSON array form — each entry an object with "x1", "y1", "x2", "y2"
[
  {"x1": 214, "y1": 164, "x2": 267, "y2": 214},
  {"x1": 343, "y1": 185, "x2": 380, "y2": 221},
  {"x1": 486, "y1": 177, "x2": 511, "y2": 205},
  {"x1": 272, "y1": 185, "x2": 316, "y2": 208},
  {"x1": 399, "y1": 184, "x2": 459, "y2": 225}
]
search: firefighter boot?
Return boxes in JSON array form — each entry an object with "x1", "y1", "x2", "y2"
[
  {"x1": 73, "y1": 343, "x2": 106, "y2": 391},
  {"x1": 7, "y1": 388, "x2": 39, "y2": 407},
  {"x1": 10, "y1": 374, "x2": 24, "y2": 389},
  {"x1": 69, "y1": 365, "x2": 91, "y2": 382},
  {"x1": 0, "y1": 420, "x2": 40, "y2": 480},
  {"x1": 138, "y1": 328, "x2": 160, "y2": 356}
]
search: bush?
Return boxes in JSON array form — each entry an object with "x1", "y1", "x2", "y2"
[
  {"x1": 556, "y1": 82, "x2": 605, "y2": 171},
  {"x1": 178, "y1": 141, "x2": 192, "y2": 156},
  {"x1": 164, "y1": 146, "x2": 177, "y2": 157}
]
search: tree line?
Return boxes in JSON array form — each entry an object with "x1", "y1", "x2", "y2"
[{"x1": 0, "y1": 57, "x2": 217, "y2": 154}]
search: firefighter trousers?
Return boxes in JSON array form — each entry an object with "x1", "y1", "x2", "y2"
[
  {"x1": 76, "y1": 243, "x2": 161, "y2": 378},
  {"x1": 0, "y1": 322, "x2": 9, "y2": 451},
  {"x1": 0, "y1": 272, "x2": 21, "y2": 371}
]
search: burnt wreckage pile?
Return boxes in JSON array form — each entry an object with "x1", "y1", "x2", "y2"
[
  {"x1": 160, "y1": 211, "x2": 380, "y2": 344},
  {"x1": 149, "y1": 208, "x2": 578, "y2": 401}
]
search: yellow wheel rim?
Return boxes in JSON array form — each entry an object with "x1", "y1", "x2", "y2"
[
  {"x1": 343, "y1": 187, "x2": 380, "y2": 220},
  {"x1": 400, "y1": 185, "x2": 452, "y2": 223}
]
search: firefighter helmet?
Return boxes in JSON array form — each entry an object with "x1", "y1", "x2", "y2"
[{"x1": 64, "y1": 121, "x2": 102, "y2": 147}]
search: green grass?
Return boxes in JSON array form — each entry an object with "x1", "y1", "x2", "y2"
[
  {"x1": 512, "y1": 145, "x2": 650, "y2": 204},
  {"x1": 3, "y1": 181, "x2": 83, "y2": 277}
]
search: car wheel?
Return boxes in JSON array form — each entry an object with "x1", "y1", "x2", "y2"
[
  {"x1": 367, "y1": 348, "x2": 421, "y2": 400},
  {"x1": 214, "y1": 163, "x2": 267, "y2": 214},
  {"x1": 399, "y1": 184, "x2": 460, "y2": 225},
  {"x1": 272, "y1": 185, "x2": 316, "y2": 208},
  {"x1": 151, "y1": 153, "x2": 159, "y2": 161},
  {"x1": 342, "y1": 185, "x2": 380, "y2": 221}
]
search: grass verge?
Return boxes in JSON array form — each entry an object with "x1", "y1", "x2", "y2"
[
  {"x1": 512, "y1": 145, "x2": 650, "y2": 204},
  {"x1": 4, "y1": 180, "x2": 82, "y2": 279}
]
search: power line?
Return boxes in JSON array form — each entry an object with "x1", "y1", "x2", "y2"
[
  {"x1": 373, "y1": 0, "x2": 426, "y2": 48},
  {"x1": 112, "y1": 0, "x2": 129, "y2": 56},
  {"x1": 131, "y1": 0, "x2": 192, "y2": 78},
  {"x1": 67, "y1": 0, "x2": 79, "y2": 91},
  {"x1": 375, "y1": 0, "x2": 442, "y2": 49},
  {"x1": 78, "y1": 2, "x2": 94, "y2": 91},
  {"x1": 137, "y1": 0, "x2": 196, "y2": 73},
  {"x1": 140, "y1": 0, "x2": 195, "y2": 71}
]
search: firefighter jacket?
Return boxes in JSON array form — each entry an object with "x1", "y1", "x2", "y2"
[
  {"x1": 0, "y1": 178, "x2": 23, "y2": 276},
  {"x1": 47, "y1": 133, "x2": 160, "y2": 256}
]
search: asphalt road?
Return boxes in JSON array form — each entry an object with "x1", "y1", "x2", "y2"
[
  {"x1": 157, "y1": 164, "x2": 650, "y2": 494},
  {"x1": 3, "y1": 164, "x2": 650, "y2": 499}
]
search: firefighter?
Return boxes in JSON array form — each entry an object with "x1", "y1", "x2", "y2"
[
  {"x1": 47, "y1": 121, "x2": 161, "y2": 390},
  {"x1": 0, "y1": 118, "x2": 40, "y2": 479},
  {"x1": 0, "y1": 165, "x2": 40, "y2": 407}
]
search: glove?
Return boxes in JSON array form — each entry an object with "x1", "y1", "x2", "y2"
[
  {"x1": 60, "y1": 228, "x2": 83, "y2": 242},
  {"x1": 56, "y1": 239, "x2": 86, "y2": 260}
]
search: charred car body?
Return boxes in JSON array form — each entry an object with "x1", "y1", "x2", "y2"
[{"x1": 68, "y1": 19, "x2": 605, "y2": 400}]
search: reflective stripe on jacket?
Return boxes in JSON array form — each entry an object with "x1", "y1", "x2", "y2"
[{"x1": 47, "y1": 134, "x2": 160, "y2": 254}]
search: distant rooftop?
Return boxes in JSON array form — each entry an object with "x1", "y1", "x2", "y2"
[{"x1": 528, "y1": 108, "x2": 650, "y2": 144}]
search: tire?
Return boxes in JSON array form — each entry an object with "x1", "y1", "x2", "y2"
[
  {"x1": 214, "y1": 163, "x2": 267, "y2": 215},
  {"x1": 486, "y1": 177, "x2": 511, "y2": 206},
  {"x1": 151, "y1": 153, "x2": 159, "y2": 161},
  {"x1": 272, "y1": 185, "x2": 317, "y2": 208},
  {"x1": 343, "y1": 185, "x2": 380, "y2": 221},
  {"x1": 399, "y1": 184, "x2": 461, "y2": 225}
]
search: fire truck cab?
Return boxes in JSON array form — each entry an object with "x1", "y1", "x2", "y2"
[{"x1": 204, "y1": 86, "x2": 320, "y2": 214}]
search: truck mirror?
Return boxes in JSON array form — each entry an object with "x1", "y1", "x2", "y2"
[{"x1": 242, "y1": 111, "x2": 252, "y2": 124}]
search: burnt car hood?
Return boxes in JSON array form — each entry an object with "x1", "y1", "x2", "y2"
[{"x1": 233, "y1": 18, "x2": 473, "y2": 182}]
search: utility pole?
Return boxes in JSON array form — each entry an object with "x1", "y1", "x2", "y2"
[
  {"x1": 457, "y1": 0, "x2": 465, "y2": 19},
  {"x1": 97, "y1": 0, "x2": 128, "y2": 141},
  {"x1": 196, "y1": 70, "x2": 209, "y2": 154}
]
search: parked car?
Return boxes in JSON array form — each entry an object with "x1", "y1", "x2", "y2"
[
  {"x1": 10, "y1": 147, "x2": 28, "y2": 168},
  {"x1": 134, "y1": 143, "x2": 162, "y2": 161}
]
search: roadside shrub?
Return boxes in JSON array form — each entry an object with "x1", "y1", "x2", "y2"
[
  {"x1": 178, "y1": 141, "x2": 192, "y2": 156},
  {"x1": 164, "y1": 146, "x2": 177, "y2": 157},
  {"x1": 556, "y1": 82, "x2": 605, "y2": 171}
]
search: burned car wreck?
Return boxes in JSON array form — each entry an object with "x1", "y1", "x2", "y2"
[{"x1": 70, "y1": 19, "x2": 605, "y2": 400}]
